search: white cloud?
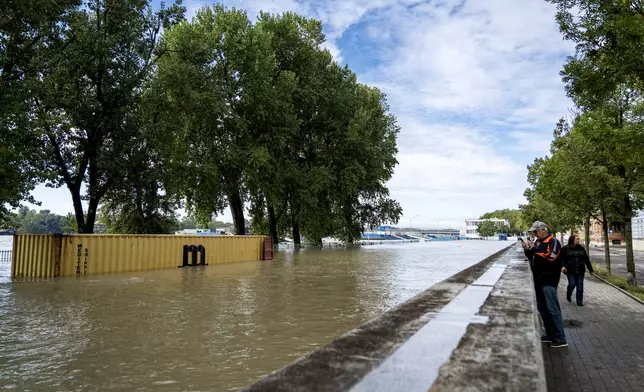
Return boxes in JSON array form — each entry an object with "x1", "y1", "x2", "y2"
[{"x1": 387, "y1": 120, "x2": 526, "y2": 226}]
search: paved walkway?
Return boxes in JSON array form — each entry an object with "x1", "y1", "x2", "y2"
[{"x1": 543, "y1": 275, "x2": 644, "y2": 392}]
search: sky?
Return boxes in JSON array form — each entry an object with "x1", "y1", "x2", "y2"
[{"x1": 25, "y1": 0, "x2": 575, "y2": 229}]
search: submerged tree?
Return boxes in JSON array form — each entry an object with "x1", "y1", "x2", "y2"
[
  {"x1": 0, "y1": 0, "x2": 79, "y2": 221},
  {"x1": 10, "y1": 0, "x2": 184, "y2": 233}
]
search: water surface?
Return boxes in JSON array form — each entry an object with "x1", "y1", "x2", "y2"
[{"x1": 0, "y1": 239, "x2": 509, "y2": 391}]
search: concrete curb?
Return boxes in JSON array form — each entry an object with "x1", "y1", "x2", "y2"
[
  {"x1": 590, "y1": 273, "x2": 644, "y2": 306},
  {"x1": 430, "y1": 246, "x2": 546, "y2": 392}
]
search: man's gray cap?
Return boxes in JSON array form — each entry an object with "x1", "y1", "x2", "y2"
[{"x1": 528, "y1": 221, "x2": 547, "y2": 232}]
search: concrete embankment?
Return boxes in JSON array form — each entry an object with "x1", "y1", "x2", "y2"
[{"x1": 241, "y1": 245, "x2": 545, "y2": 392}]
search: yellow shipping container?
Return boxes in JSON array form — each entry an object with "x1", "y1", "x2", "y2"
[{"x1": 12, "y1": 234, "x2": 267, "y2": 278}]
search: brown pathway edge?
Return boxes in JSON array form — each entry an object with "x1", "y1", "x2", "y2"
[{"x1": 240, "y1": 245, "x2": 514, "y2": 392}]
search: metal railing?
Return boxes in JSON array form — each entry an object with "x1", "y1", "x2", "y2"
[{"x1": 0, "y1": 250, "x2": 12, "y2": 263}]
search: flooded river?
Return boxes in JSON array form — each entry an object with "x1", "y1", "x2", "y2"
[{"x1": 0, "y1": 237, "x2": 510, "y2": 391}]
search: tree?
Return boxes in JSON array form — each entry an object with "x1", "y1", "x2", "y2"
[
  {"x1": 477, "y1": 221, "x2": 496, "y2": 238},
  {"x1": 549, "y1": 0, "x2": 644, "y2": 107},
  {"x1": 572, "y1": 102, "x2": 644, "y2": 284},
  {"x1": 155, "y1": 5, "x2": 275, "y2": 236},
  {"x1": 0, "y1": 0, "x2": 79, "y2": 221},
  {"x1": 10, "y1": 207, "x2": 67, "y2": 233},
  {"x1": 252, "y1": 12, "x2": 402, "y2": 244},
  {"x1": 156, "y1": 7, "x2": 402, "y2": 243},
  {"x1": 17, "y1": 0, "x2": 184, "y2": 233},
  {"x1": 520, "y1": 189, "x2": 580, "y2": 237},
  {"x1": 177, "y1": 216, "x2": 197, "y2": 230},
  {"x1": 98, "y1": 79, "x2": 182, "y2": 235},
  {"x1": 548, "y1": 0, "x2": 644, "y2": 285},
  {"x1": 480, "y1": 209, "x2": 526, "y2": 235}
]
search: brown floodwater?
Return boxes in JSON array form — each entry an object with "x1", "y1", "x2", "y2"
[{"x1": 0, "y1": 239, "x2": 509, "y2": 391}]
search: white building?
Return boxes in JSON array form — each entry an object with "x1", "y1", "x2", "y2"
[
  {"x1": 633, "y1": 211, "x2": 644, "y2": 251},
  {"x1": 460, "y1": 218, "x2": 510, "y2": 239},
  {"x1": 633, "y1": 211, "x2": 644, "y2": 239}
]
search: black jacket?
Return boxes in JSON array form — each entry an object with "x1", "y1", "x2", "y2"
[
  {"x1": 561, "y1": 245, "x2": 593, "y2": 275},
  {"x1": 524, "y1": 235, "x2": 563, "y2": 287}
]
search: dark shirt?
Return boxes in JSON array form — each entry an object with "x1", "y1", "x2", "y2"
[
  {"x1": 561, "y1": 244, "x2": 593, "y2": 275},
  {"x1": 524, "y1": 235, "x2": 563, "y2": 287}
]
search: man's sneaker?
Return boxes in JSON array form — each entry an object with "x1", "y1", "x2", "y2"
[
  {"x1": 541, "y1": 334, "x2": 552, "y2": 343},
  {"x1": 550, "y1": 340, "x2": 568, "y2": 348},
  {"x1": 577, "y1": 303, "x2": 584, "y2": 306}
]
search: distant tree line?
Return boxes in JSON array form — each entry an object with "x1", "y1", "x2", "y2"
[
  {"x1": 0, "y1": 1, "x2": 402, "y2": 244},
  {"x1": 522, "y1": 0, "x2": 644, "y2": 285},
  {"x1": 2, "y1": 207, "x2": 71, "y2": 234},
  {"x1": 479, "y1": 209, "x2": 525, "y2": 236},
  {"x1": 1, "y1": 207, "x2": 245, "y2": 235}
]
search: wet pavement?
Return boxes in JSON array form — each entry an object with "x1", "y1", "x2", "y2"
[{"x1": 0, "y1": 237, "x2": 510, "y2": 391}]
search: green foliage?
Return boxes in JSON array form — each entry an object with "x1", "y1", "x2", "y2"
[
  {"x1": 178, "y1": 216, "x2": 197, "y2": 230},
  {"x1": 477, "y1": 221, "x2": 497, "y2": 238},
  {"x1": 155, "y1": 6, "x2": 401, "y2": 242},
  {"x1": 3, "y1": 0, "x2": 185, "y2": 233},
  {"x1": 480, "y1": 209, "x2": 526, "y2": 235},
  {"x1": 2, "y1": 2, "x2": 401, "y2": 244},
  {"x1": 8, "y1": 207, "x2": 67, "y2": 234},
  {"x1": 548, "y1": 0, "x2": 644, "y2": 109},
  {"x1": 0, "y1": 0, "x2": 79, "y2": 221},
  {"x1": 533, "y1": 0, "x2": 644, "y2": 284}
]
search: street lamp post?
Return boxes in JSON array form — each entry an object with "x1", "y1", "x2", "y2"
[{"x1": 403, "y1": 215, "x2": 419, "y2": 236}]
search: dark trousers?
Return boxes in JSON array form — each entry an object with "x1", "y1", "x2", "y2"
[
  {"x1": 535, "y1": 283, "x2": 566, "y2": 341},
  {"x1": 567, "y1": 272, "x2": 585, "y2": 305}
]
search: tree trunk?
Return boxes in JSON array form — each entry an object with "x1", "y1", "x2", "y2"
[
  {"x1": 584, "y1": 214, "x2": 591, "y2": 251},
  {"x1": 344, "y1": 207, "x2": 354, "y2": 244},
  {"x1": 268, "y1": 204, "x2": 278, "y2": 246},
  {"x1": 68, "y1": 185, "x2": 86, "y2": 233},
  {"x1": 601, "y1": 206, "x2": 611, "y2": 273},
  {"x1": 228, "y1": 189, "x2": 245, "y2": 235},
  {"x1": 624, "y1": 195, "x2": 637, "y2": 285},
  {"x1": 292, "y1": 215, "x2": 301, "y2": 246},
  {"x1": 85, "y1": 196, "x2": 99, "y2": 234}
]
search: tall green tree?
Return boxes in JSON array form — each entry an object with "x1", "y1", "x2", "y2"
[
  {"x1": 548, "y1": 0, "x2": 644, "y2": 285},
  {"x1": 156, "y1": 5, "x2": 276, "y2": 235},
  {"x1": 21, "y1": 0, "x2": 184, "y2": 233},
  {"x1": 549, "y1": 0, "x2": 644, "y2": 106},
  {"x1": 253, "y1": 12, "x2": 401, "y2": 244},
  {"x1": 0, "y1": 0, "x2": 79, "y2": 221}
]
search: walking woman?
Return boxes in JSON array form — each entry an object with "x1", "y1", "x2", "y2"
[{"x1": 561, "y1": 235, "x2": 594, "y2": 306}]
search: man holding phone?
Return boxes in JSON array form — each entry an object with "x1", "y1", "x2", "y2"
[{"x1": 522, "y1": 221, "x2": 567, "y2": 348}]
